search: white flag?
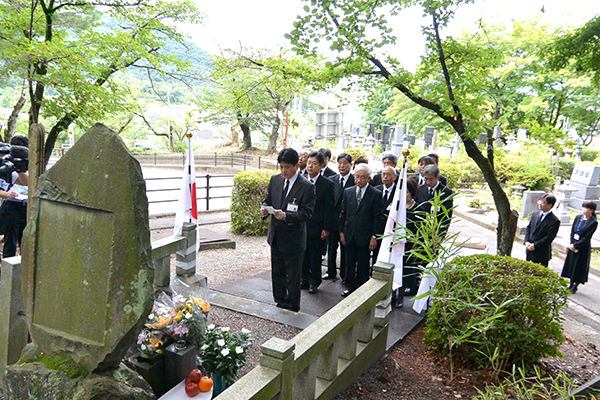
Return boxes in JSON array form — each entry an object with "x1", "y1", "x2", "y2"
[
  {"x1": 376, "y1": 162, "x2": 407, "y2": 290},
  {"x1": 174, "y1": 137, "x2": 198, "y2": 237}
]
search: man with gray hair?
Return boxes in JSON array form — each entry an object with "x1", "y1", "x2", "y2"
[
  {"x1": 371, "y1": 153, "x2": 399, "y2": 187},
  {"x1": 339, "y1": 163, "x2": 385, "y2": 297},
  {"x1": 416, "y1": 164, "x2": 453, "y2": 237}
]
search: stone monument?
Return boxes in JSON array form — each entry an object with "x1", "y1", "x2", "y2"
[
  {"x1": 6, "y1": 123, "x2": 155, "y2": 399},
  {"x1": 566, "y1": 162, "x2": 600, "y2": 209}
]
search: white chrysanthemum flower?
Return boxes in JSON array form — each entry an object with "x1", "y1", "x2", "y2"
[
  {"x1": 207, "y1": 324, "x2": 215, "y2": 330},
  {"x1": 241, "y1": 328, "x2": 250, "y2": 334},
  {"x1": 148, "y1": 313, "x2": 155, "y2": 320},
  {"x1": 221, "y1": 327, "x2": 230, "y2": 332},
  {"x1": 217, "y1": 339, "x2": 225, "y2": 347},
  {"x1": 235, "y1": 346, "x2": 243, "y2": 354},
  {"x1": 201, "y1": 344, "x2": 209, "y2": 350},
  {"x1": 221, "y1": 348, "x2": 230, "y2": 357},
  {"x1": 184, "y1": 312, "x2": 192, "y2": 319},
  {"x1": 141, "y1": 345, "x2": 147, "y2": 351}
]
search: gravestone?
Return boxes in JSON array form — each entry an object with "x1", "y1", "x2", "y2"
[
  {"x1": 520, "y1": 191, "x2": 546, "y2": 219},
  {"x1": 19, "y1": 123, "x2": 154, "y2": 374},
  {"x1": 566, "y1": 162, "x2": 600, "y2": 209},
  {"x1": 391, "y1": 126, "x2": 405, "y2": 155}
]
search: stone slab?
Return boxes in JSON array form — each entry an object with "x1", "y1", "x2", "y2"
[
  {"x1": 570, "y1": 162, "x2": 600, "y2": 186},
  {"x1": 21, "y1": 123, "x2": 153, "y2": 373},
  {"x1": 521, "y1": 191, "x2": 545, "y2": 218},
  {"x1": 565, "y1": 180, "x2": 600, "y2": 200}
]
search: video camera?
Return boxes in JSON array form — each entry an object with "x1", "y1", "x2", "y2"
[{"x1": 0, "y1": 143, "x2": 29, "y2": 183}]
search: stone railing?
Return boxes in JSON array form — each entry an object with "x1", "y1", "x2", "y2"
[
  {"x1": 0, "y1": 222, "x2": 199, "y2": 388},
  {"x1": 216, "y1": 262, "x2": 394, "y2": 400}
]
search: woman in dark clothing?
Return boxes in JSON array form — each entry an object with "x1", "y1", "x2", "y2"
[
  {"x1": 561, "y1": 201, "x2": 598, "y2": 294},
  {"x1": 392, "y1": 177, "x2": 426, "y2": 308}
]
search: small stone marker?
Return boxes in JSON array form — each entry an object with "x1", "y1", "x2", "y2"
[
  {"x1": 566, "y1": 162, "x2": 600, "y2": 209},
  {"x1": 21, "y1": 123, "x2": 154, "y2": 374}
]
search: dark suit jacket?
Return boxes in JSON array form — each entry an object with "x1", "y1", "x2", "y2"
[
  {"x1": 411, "y1": 172, "x2": 447, "y2": 187},
  {"x1": 306, "y1": 175, "x2": 335, "y2": 239},
  {"x1": 332, "y1": 173, "x2": 355, "y2": 233},
  {"x1": 339, "y1": 185, "x2": 385, "y2": 246},
  {"x1": 322, "y1": 165, "x2": 337, "y2": 178},
  {"x1": 416, "y1": 183, "x2": 454, "y2": 236},
  {"x1": 375, "y1": 183, "x2": 396, "y2": 213},
  {"x1": 524, "y1": 210, "x2": 560, "y2": 264},
  {"x1": 263, "y1": 173, "x2": 316, "y2": 254}
]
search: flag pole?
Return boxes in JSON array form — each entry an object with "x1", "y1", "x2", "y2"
[
  {"x1": 186, "y1": 132, "x2": 193, "y2": 224},
  {"x1": 387, "y1": 150, "x2": 410, "y2": 263}
]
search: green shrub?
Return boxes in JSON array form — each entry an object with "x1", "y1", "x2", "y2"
[
  {"x1": 343, "y1": 148, "x2": 366, "y2": 162},
  {"x1": 424, "y1": 254, "x2": 568, "y2": 377},
  {"x1": 558, "y1": 158, "x2": 577, "y2": 181},
  {"x1": 581, "y1": 148, "x2": 599, "y2": 162},
  {"x1": 230, "y1": 169, "x2": 275, "y2": 236},
  {"x1": 507, "y1": 169, "x2": 555, "y2": 191}
]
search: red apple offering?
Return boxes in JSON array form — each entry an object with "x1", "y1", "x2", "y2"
[
  {"x1": 185, "y1": 382, "x2": 199, "y2": 397},
  {"x1": 187, "y1": 368, "x2": 202, "y2": 383}
]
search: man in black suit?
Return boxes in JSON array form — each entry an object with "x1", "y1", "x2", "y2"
[
  {"x1": 524, "y1": 194, "x2": 560, "y2": 267},
  {"x1": 340, "y1": 163, "x2": 385, "y2": 297},
  {"x1": 260, "y1": 148, "x2": 316, "y2": 312},
  {"x1": 416, "y1": 165, "x2": 453, "y2": 238},
  {"x1": 319, "y1": 148, "x2": 338, "y2": 177},
  {"x1": 323, "y1": 153, "x2": 355, "y2": 281},
  {"x1": 412, "y1": 155, "x2": 447, "y2": 187},
  {"x1": 301, "y1": 151, "x2": 335, "y2": 294},
  {"x1": 370, "y1": 153, "x2": 399, "y2": 187},
  {"x1": 372, "y1": 166, "x2": 397, "y2": 265}
]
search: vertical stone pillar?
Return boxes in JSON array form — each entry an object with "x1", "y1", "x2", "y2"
[
  {"x1": 153, "y1": 256, "x2": 171, "y2": 291},
  {"x1": 316, "y1": 341, "x2": 340, "y2": 381},
  {"x1": 356, "y1": 308, "x2": 375, "y2": 343},
  {"x1": 0, "y1": 257, "x2": 28, "y2": 387},
  {"x1": 260, "y1": 338, "x2": 295, "y2": 400},
  {"x1": 27, "y1": 123, "x2": 45, "y2": 220},
  {"x1": 373, "y1": 262, "x2": 394, "y2": 329},
  {"x1": 176, "y1": 223, "x2": 197, "y2": 277},
  {"x1": 338, "y1": 326, "x2": 358, "y2": 360}
]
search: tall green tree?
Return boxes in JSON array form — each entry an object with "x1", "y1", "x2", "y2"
[
  {"x1": 289, "y1": 0, "x2": 523, "y2": 255},
  {"x1": 0, "y1": 0, "x2": 202, "y2": 164}
]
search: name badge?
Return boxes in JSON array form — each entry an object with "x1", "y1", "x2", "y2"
[
  {"x1": 574, "y1": 234, "x2": 580, "y2": 241},
  {"x1": 287, "y1": 199, "x2": 298, "y2": 212}
]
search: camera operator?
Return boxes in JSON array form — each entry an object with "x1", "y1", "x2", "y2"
[{"x1": 0, "y1": 134, "x2": 29, "y2": 259}]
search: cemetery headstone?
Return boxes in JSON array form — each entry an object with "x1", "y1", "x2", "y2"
[
  {"x1": 392, "y1": 125, "x2": 405, "y2": 154},
  {"x1": 6, "y1": 123, "x2": 154, "y2": 399},
  {"x1": 566, "y1": 162, "x2": 600, "y2": 209},
  {"x1": 423, "y1": 126, "x2": 434, "y2": 149},
  {"x1": 520, "y1": 191, "x2": 546, "y2": 219}
]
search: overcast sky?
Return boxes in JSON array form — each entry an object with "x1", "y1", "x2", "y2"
[{"x1": 188, "y1": 0, "x2": 599, "y2": 69}]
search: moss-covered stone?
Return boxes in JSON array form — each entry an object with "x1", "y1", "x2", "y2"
[{"x1": 19, "y1": 345, "x2": 87, "y2": 379}]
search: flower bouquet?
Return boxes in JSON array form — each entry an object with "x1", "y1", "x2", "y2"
[
  {"x1": 198, "y1": 325, "x2": 252, "y2": 386},
  {"x1": 136, "y1": 292, "x2": 210, "y2": 357}
]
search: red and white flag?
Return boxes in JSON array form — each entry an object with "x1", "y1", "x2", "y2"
[
  {"x1": 376, "y1": 161, "x2": 407, "y2": 290},
  {"x1": 174, "y1": 137, "x2": 198, "y2": 237}
]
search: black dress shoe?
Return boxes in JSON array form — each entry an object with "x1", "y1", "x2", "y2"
[
  {"x1": 308, "y1": 284, "x2": 318, "y2": 294},
  {"x1": 322, "y1": 274, "x2": 336, "y2": 280},
  {"x1": 393, "y1": 297, "x2": 404, "y2": 308},
  {"x1": 341, "y1": 289, "x2": 353, "y2": 297},
  {"x1": 301, "y1": 282, "x2": 309, "y2": 290}
]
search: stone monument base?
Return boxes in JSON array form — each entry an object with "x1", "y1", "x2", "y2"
[{"x1": 5, "y1": 347, "x2": 155, "y2": 400}]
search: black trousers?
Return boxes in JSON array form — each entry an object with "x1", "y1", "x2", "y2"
[
  {"x1": 271, "y1": 247, "x2": 304, "y2": 311},
  {"x1": 302, "y1": 236, "x2": 324, "y2": 287},
  {"x1": 326, "y1": 230, "x2": 346, "y2": 279},
  {"x1": 2, "y1": 201, "x2": 27, "y2": 259},
  {"x1": 345, "y1": 239, "x2": 371, "y2": 291}
]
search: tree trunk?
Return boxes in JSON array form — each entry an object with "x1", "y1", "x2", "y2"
[
  {"x1": 4, "y1": 88, "x2": 27, "y2": 142},
  {"x1": 239, "y1": 122, "x2": 252, "y2": 150},
  {"x1": 266, "y1": 113, "x2": 280, "y2": 155}
]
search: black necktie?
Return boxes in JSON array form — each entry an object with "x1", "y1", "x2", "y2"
[
  {"x1": 384, "y1": 189, "x2": 389, "y2": 203},
  {"x1": 281, "y1": 179, "x2": 290, "y2": 207},
  {"x1": 310, "y1": 178, "x2": 314, "y2": 184},
  {"x1": 428, "y1": 188, "x2": 434, "y2": 198},
  {"x1": 356, "y1": 188, "x2": 362, "y2": 206}
]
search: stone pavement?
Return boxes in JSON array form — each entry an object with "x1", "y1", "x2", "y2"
[{"x1": 152, "y1": 207, "x2": 600, "y2": 350}]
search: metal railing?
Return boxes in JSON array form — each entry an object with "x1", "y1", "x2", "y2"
[
  {"x1": 145, "y1": 174, "x2": 235, "y2": 211},
  {"x1": 134, "y1": 152, "x2": 278, "y2": 171}
]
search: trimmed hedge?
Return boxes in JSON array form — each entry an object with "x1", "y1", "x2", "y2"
[
  {"x1": 230, "y1": 169, "x2": 275, "y2": 236},
  {"x1": 424, "y1": 254, "x2": 568, "y2": 373}
]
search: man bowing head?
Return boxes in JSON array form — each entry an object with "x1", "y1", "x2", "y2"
[{"x1": 261, "y1": 148, "x2": 316, "y2": 312}]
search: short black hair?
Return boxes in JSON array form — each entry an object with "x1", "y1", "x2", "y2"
[
  {"x1": 427, "y1": 153, "x2": 439, "y2": 164},
  {"x1": 418, "y1": 155, "x2": 435, "y2": 165},
  {"x1": 542, "y1": 193, "x2": 556, "y2": 206},
  {"x1": 278, "y1": 148, "x2": 299, "y2": 165},
  {"x1": 382, "y1": 153, "x2": 398, "y2": 165},
  {"x1": 582, "y1": 201, "x2": 597, "y2": 213},
  {"x1": 10, "y1": 134, "x2": 29, "y2": 148},
  {"x1": 318, "y1": 148, "x2": 332, "y2": 159},
  {"x1": 337, "y1": 152, "x2": 353, "y2": 163},
  {"x1": 307, "y1": 151, "x2": 325, "y2": 166}
]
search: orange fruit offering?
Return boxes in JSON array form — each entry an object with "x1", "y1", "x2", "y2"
[{"x1": 198, "y1": 376, "x2": 213, "y2": 392}]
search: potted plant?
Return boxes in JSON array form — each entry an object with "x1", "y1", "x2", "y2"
[{"x1": 197, "y1": 324, "x2": 252, "y2": 395}]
